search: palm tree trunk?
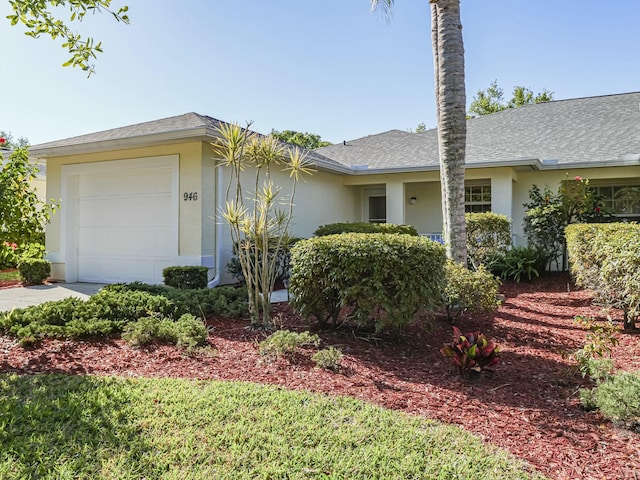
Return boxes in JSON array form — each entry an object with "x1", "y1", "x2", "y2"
[{"x1": 431, "y1": 0, "x2": 467, "y2": 266}]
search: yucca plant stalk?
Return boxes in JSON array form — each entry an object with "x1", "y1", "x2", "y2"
[{"x1": 213, "y1": 123, "x2": 312, "y2": 328}]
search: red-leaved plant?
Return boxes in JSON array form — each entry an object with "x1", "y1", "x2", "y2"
[{"x1": 440, "y1": 326, "x2": 499, "y2": 378}]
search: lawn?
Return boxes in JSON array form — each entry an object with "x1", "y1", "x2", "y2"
[
  {"x1": 0, "y1": 374, "x2": 544, "y2": 479},
  {"x1": 0, "y1": 269, "x2": 19, "y2": 283},
  {"x1": 0, "y1": 273, "x2": 638, "y2": 479}
]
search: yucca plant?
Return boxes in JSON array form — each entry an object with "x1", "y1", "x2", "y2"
[
  {"x1": 213, "y1": 123, "x2": 313, "y2": 329},
  {"x1": 440, "y1": 326, "x2": 499, "y2": 378}
]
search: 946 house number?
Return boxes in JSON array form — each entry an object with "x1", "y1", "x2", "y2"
[{"x1": 183, "y1": 192, "x2": 198, "y2": 201}]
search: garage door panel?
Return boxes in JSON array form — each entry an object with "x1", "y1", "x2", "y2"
[{"x1": 76, "y1": 165, "x2": 176, "y2": 284}]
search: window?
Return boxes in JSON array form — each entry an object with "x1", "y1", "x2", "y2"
[
  {"x1": 592, "y1": 185, "x2": 640, "y2": 219},
  {"x1": 465, "y1": 185, "x2": 491, "y2": 213},
  {"x1": 368, "y1": 195, "x2": 387, "y2": 223}
]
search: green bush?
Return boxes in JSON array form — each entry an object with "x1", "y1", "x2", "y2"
[
  {"x1": 580, "y1": 371, "x2": 640, "y2": 430},
  {"x1": 465, "y1": 212, "x2": 511, "y2": 269},
  {"x1": 487, "y1": 246, "x2": 546, "y2": 282},
  {"x1": 442, "y1": 260, "x2": 501, "y2": 321},
  {"x1": 258, "y1": 330, "x2": 320, "y2": 359},
  {"x1": 312, "y1": 347, "x2": 343, "y2": 371},
  {"x1": 290, "y1": 233, "x2": 446, "y2": 332},
  {"x1": 104, "y1": 283, "x2": 248, "y2": 319},
  {"x1": 566, "y1": 223, "x2": 640, "y2": 330},
  {"x1": 17, "y1": 242, "x2": 46, "y2": 261},
  {"x1": 313, "y1": 222, "x2": 418, "y2": 237},
  {"x1": 122, "y1": 313, "x2": 208, "y2": 350},
  {"x1": 0, "y1": 285, "x2": 244, "y2": 344},
  {"x1": 17, "y1": 258, "x2": 51, "y2": 284},
  {"x1": 163, "y1": 266, "x2": 209, "y2": 289}
]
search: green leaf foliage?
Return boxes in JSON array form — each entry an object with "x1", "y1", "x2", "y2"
[
  {"x1": 289, "y1": 233, "x2": 446, "y2": 332},
  {"x1": 313, "y1": 222, "x2": 418, "y2": 237},
  {"x1": 163, "y1": 266, "x2": 209, "y2": 289},
  {"x1": 0, "y1": 148, "x2": 56, "y2": 246},
  {"x1": 487, "y1": 246, "x2": 546, "y2": 282},
  {"x1": 580, "y1": 371, "x2": 640, "y2": 431},
  {"x1": 468, "y1": 80, "x2": 554, "y2": 117},
  {"x1": 442, "y1": 260, "x2": 501, "y2": 321},
  {"x1": 122, "y1": 313, "x2": 208, "y2": 350},
  {"x1": 7, "y1": 0, "x2": 130, "y2": 75},
  {"x1": 270, "y1": 129, "x2": 331, "y2": 149},
  {"x1": 0, "y1": 284, "x2": 246, "y2": 344},
  {"x1": 17, "y1": 258, "x2": 50, "y2": 284},
  {"x1": 312, "y1": 346, "x2": 343, "y2": 371},
  {"x1": 258, "y1": 329, "x2": 320, "y2": 359},
  {"x1": 565, "y1": 223, "x2": 640, "y2": 330},
  {"x1": 465, "y1": 212, "x2": 511, "y2": 269}
]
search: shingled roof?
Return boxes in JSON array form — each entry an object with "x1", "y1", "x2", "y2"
[
  {"x1": 31, "y1": 112, "x2": 347, "y2": 173},
  {"x1": 316, "y1": 92, "x2": 640, "y2": 172}
]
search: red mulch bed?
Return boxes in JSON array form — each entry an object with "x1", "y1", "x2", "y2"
[{"x1": 1, "y1": 273, "x2": 639, "y2": 480}]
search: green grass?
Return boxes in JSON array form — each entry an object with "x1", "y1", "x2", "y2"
[
  {"x1": 0, "y1": 374, "x2": 546, "y2": 479},
  {"x1": 0, "y1": 270, "x2": 19, "y2": 282}
]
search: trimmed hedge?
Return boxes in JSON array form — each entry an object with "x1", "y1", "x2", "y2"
[
  {"x1": 289, "y1": 233, "x2": 446, "y2": 332},
  {"x1": 18, "y1": 258, "x2": 51, "y2": 284},
  {"x1": 163, "y1": 266, "x2": 209, "y2": 289},
  {"x1": 465, "y1": 212, "x2": 511, "y2": 269},
  {"x1": 314, "y1": 222, "x2": 418, "y2": 237},
  {"x1": 566, "y1": 223, "x2": 640, "y2": 330}
]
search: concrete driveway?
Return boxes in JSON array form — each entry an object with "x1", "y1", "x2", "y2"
[{"x1": 0, "y1": 283, "x2": 105, "y2": 311}]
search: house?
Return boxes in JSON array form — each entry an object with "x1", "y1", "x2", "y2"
[{"x1": 31, "y1": 92, "x2": 640, "y2": 285}]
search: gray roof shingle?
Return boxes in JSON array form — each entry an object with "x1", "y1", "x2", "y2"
[{"x1": 316, "y1": 92, "x2": 640, "y2": 171}]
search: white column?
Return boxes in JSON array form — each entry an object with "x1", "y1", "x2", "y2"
[{"x1": 385, "y1": 181, "x2": 405, "y2": 225}]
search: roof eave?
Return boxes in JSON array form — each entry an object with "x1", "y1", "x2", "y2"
[{"x1": 30, "y1": 126, "x2": 221, "y2": 158}]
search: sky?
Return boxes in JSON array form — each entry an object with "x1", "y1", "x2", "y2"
[{"x1": 1, "y1": 0, "x2": 640, "y2": 146}]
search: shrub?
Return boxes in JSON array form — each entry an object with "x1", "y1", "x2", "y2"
[
  {"x1": 465, "y1": 212, "x2": 511, "y2": 269},
  {"x1": 442, "y1": 260, "x2": 501, "y2": 321},
  {"x1": 566, "y1": 223, "x2": 640, "y2": 330},
  {"x1": 580, "y1": 371, "x2": 640, "y2": 430},
  {"x1": 18, "y1": 258, "x2": 51, "y2": 284},
  {"x1": 487, "y1": 246, "x2": 546, "y2": 282},
  {"x1": 289, "y1": 233, "x2": 446, "y2": 332},
  {"x1": 163, "y1": 266, "x2": 209, "y2": 289},
  {"x1": 258, "y1": 330, "x2": 320, "y2": 359},
  {"x1": 440, "y1": 327, "x2": 500, "y2": 378},
  {"x1": 571, "y1": 315, "x2": 620, "y2": 378},
  {"x1": 312, "y1": 347, "x2": 343, "y2": 371},
  {"x1": 103, "y1": 283, "x2": 247, "y2": 319},
  {"x1": 17, "y1": 242, "x2": 46, "y2": 261},
  {"x1": 122, "y1": 313, "x2": 208, "y2": 350},
  {"x1": 313, "y1": 222, "x2": 418, "y2": 237},
  {"x1": 0, "y1": 241, "x2": 19, "y2": 270}
]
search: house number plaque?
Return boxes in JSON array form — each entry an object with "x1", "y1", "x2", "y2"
[{"x1": 183, "y1": 192, "x2": 199, "y2": 201}]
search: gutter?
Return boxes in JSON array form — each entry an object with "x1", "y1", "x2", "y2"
[{"x1": 208, "y1": 163, "x2": 224, "y2": 288}]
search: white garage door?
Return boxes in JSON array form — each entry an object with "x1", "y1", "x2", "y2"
[{"x1": 76, "y1": 166, "x2": 176, "y2": 284}]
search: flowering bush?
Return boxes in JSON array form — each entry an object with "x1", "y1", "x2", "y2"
[{"x1": 0, "y1": 241, "x2": 19, "y2": 270}]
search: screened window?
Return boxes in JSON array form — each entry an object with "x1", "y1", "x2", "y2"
[
  {"x1": 465, "y1": 185, "x2": 491, "y2": 213},
  {"x1": 368, "y1": 196, "x2": 387, "y2": 223},
  {"x1": 592, "y1": 185, "x2": 640, "y2": 218}
]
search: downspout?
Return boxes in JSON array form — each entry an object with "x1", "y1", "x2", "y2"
[{"x1": 208, "y1": 164, "x2": 224, "y2": 288}]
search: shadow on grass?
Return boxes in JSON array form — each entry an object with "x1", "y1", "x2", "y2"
[{"x1": 0, "y1": 374, "x2": 155, "y2": 478}]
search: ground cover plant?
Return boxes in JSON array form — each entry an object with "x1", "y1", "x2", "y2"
[
  {"x1": 1, "y1": 273, "x2": 639, "y2": 479},
  {"x1": 0, "y1": 374, "x2": 544, "y2": 480}
]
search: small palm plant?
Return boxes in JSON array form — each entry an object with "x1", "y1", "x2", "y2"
[{"x1": 212, "y1": 123, "x2": 313, "y2": 329}]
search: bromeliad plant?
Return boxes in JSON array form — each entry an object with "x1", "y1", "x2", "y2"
[
  {"x1": 440, "y1": 327, "x2": 500, "y2": 378},
  {"x1": 212, "y1": 122, "x2": 313, "y2": 329}
]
